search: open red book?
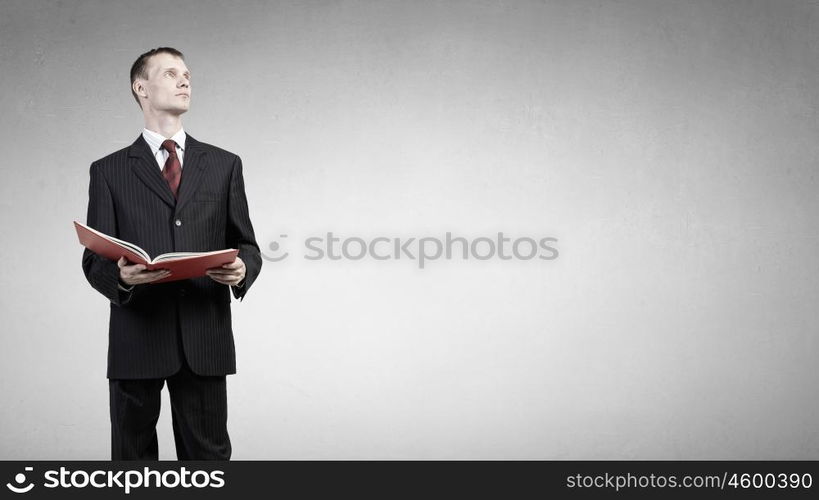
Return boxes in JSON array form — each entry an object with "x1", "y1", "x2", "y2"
[{"x1": 74, "y1": 221, "x2": 238, "y2": 284}]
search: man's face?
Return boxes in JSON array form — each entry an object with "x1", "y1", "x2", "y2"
[{"x1": 136, "y1": 52, "x2": 191, "y2": 114}]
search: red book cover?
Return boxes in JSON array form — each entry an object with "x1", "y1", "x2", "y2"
[{"x1": 74, "y1": 221, "x2": 238, "y2": 284}]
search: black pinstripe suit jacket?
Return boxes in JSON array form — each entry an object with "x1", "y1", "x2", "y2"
[{"x1": 82, "y1": 134, "x2": 262, "y2": 380}]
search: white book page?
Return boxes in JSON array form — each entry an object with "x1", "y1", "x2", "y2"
[{"x1": 152, "y1": 249, "x2": 234, "y2": 263}]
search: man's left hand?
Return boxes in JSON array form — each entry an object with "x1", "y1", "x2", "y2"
[{"x1": 206, "y1": 257, "x2": 246, "y2": 286}]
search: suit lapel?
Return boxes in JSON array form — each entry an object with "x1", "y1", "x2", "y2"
[
  {"x1": 128, "y1": 135, "x2": 176, "y2": 208},
  {"x1": 127, "y1": 133, "x2": 209, "y2": 212},
  {"x1": 175, "y1": 134, "x2": 208, "y2": 214}
]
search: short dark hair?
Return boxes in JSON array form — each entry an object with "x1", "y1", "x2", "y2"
[{"x1": 130, "y1": 47, "x2": 185, "y2": 108}]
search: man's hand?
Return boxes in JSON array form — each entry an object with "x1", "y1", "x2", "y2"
[
  {"x1": 206, "y1": 257, "x2": 246, "y2": 286},
  {"x1": 118, "y1": 256, "x2": 171, "y2": 285}
]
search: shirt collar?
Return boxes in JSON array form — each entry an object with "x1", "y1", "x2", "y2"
[{"x1": 142, "y1": 127, "x2": 187, "y2": 154}]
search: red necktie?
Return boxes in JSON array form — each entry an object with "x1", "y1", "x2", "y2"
[{"x1": 161, "y1": 139, "x2": 181, "y2": 199}]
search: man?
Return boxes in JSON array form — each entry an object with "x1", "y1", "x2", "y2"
[{"x1": 81, "y1": 47, "x2": 262, "y2": 460}]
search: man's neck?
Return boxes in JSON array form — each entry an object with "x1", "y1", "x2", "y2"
[{"x1": 143, "y1": 113, "x2": 184, "y2": 139}]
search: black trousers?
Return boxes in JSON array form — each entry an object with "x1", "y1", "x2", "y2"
[{"x1": 108, "y1": 357, "x2": 231, "y2": 460}]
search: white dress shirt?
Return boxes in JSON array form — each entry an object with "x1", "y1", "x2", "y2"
[{"x1": 142, "y1": 127, "x2": 186, "y2": 169}]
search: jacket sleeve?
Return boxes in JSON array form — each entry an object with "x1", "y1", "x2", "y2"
[
  {"x1": 226, "y1": 155, "x2": 262, "y2": 301},
  {"x1": 81, "y1": 161, "x2": 136, "y2": 306}
]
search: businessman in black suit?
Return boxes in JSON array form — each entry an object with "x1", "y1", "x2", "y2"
[{"x1": 82, "y1": 47, "x2": 262, "y2": 460}]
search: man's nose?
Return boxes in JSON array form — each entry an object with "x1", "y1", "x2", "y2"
[{"x1": 178, "y1": 77, "x2": 190, "y2": 88}]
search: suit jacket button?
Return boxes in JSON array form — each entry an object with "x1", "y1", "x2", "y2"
[{"x1": 175, "y1": 219, "x2": 182, "y2": 227}]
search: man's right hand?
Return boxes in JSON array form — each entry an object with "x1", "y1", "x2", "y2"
[{"x1": 118, "y1": 256, "x2": 171, "y2": 285}]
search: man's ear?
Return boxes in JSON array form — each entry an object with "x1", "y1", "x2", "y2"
[{"x1": 132, "y1": 79, "x2": 147, "y2": 100}]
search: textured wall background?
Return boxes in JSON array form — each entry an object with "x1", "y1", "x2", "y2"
[{"x1": 1, "y1": 0, "x2": 817, "y2": 459}]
